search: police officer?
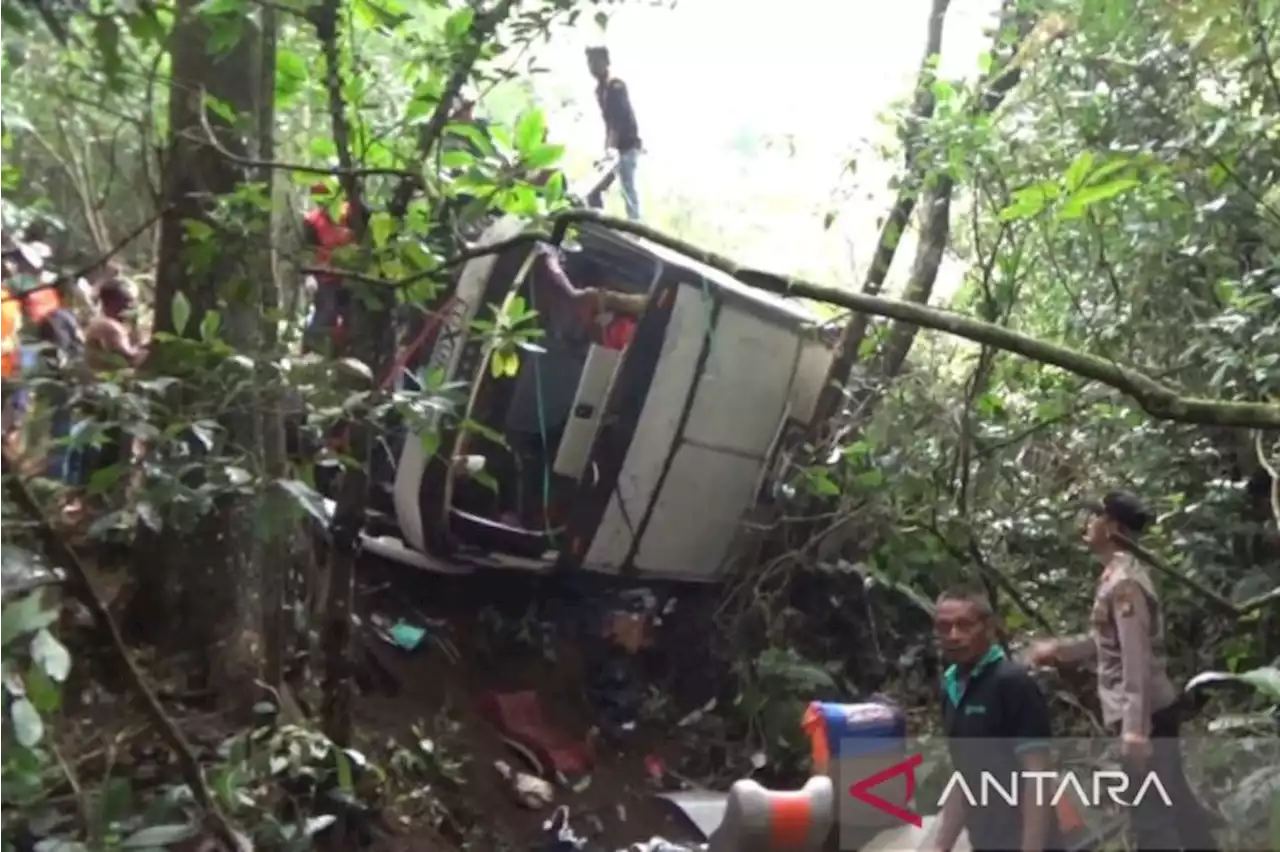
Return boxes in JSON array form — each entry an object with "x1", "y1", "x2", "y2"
[
  {"x1": 1026, "y1": 491, "x2": 1218, "y2": 852},
  {"x1": 932, "y1": 587, "x2": 1061, "y2": 852}
]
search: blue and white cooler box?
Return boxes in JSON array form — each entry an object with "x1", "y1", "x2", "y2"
[{"x1": 803, "y1": 699, "x2": 910, "y2": 832}]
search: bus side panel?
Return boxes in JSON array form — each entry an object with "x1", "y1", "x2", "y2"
[{"x1": 631, "y1": 308, "x2": 800, "y2": 579}]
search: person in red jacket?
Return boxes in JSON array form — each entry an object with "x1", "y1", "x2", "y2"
[{"x1": 302, "y1": 184, "x2": 357, "y2": 354}]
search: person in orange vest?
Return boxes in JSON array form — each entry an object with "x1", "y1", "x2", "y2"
[
  {"x1": 1, "y1": 236, "x2": 55, "y2": 442},
  {"x1": 1, "y1": 282, "x2": 23, "y2": 439},
  {"x1": 302, "y1": 183, "x2": 359, "y2": 354}
]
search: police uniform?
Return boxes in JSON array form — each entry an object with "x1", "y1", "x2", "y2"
[{"x1": 1056, "y1": 547, "x2": 1218, "y2": 851}]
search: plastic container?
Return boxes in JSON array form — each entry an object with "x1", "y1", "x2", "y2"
[{"x1": 801, "y1": 700, "x2": 906, "y2": 773}]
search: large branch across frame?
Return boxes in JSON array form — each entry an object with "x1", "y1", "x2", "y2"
[
  {"x1": 546, "y1": 211, "x2": 1280, "y2": 431},
  {"x1": 304, "y1": 210, "x2": 1278, "y2": 429}
]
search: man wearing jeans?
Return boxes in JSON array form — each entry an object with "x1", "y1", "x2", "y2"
[
  {"x1": 1027, "y1": 491, "x2": 1218, "y2": 851},
  {"x1": 585, "y1": 46, "x2": 642, "y2": 221}
]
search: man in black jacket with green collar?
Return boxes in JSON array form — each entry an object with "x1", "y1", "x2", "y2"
[{"x1": 931, "y1": 587, "x2": 1062, "y2": 852}]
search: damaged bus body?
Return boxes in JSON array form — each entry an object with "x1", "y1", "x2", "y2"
[{"x1": 333, "y1": 174, "x2": 835, "y2": 583}]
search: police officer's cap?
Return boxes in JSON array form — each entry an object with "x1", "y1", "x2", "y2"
[{"x1": 1082, "y1": 490, "x2": 1151, "y2": 536}]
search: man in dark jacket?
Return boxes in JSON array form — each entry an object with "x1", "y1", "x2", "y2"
[
  {"x1": 932, "y1": 587, "x2": 1061, "y2": 852},
  {"x1": 585, "y1": 46, "x2": 642, "y2": 221}
]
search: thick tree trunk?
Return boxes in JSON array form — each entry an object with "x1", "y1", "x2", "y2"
[{"x1": 145, "y1": 0, "x2": 273, "y2": 714}]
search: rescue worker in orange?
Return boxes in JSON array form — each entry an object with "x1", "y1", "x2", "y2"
[
  {"x1": 1026, "y1": 491, "x2": 1218, "y2": 852},
  {"x1": 1, "y1": 279, "x2": 23, "y2": 440},
  {"x1": 1, "y1": 236, "x2": 57, "y2": 445},
  {"x1": 302, "y1": 183, "x2": 358, "y2": 354}
]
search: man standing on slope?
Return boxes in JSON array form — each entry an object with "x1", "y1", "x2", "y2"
[
  {"x1": 585, "y1": 46, "x2": 642, "y2": 221},
  {"x1": 1026, "y1": 490, "x2": 1218, "y2": 852},
  {"x1": 931, "y1": 586, "x2": 1061, "y2": 852}
]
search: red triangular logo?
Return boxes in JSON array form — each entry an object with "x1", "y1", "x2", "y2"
[{"x1": 847, "y1": 752, "x2": 923, "y2": 828}]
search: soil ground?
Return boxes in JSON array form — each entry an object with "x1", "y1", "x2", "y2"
[{"x1": 346, "y1": 557, "x2": 707, "y2": 851}]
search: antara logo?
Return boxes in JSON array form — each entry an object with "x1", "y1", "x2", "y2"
[
  {"x1": 848, "y1": 755, "x2": 1174, "y2": 828},
  {"x1": 938, "y1": 770, "x2": 1174, "y2": 810}
]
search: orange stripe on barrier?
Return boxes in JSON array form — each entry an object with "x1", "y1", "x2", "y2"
[
  {"x1": 801, "y1": 703, "x2": 830, "y2": 774},
  {"x1": 768, "y1": 793, "x2": 814, "y2": 849}
]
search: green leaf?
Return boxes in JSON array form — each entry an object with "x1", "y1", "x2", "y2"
[
  {"x1": 1059, "y1": 178, "x2": 1140, "y2": 221},
  {"x1": 197, "y1": 0, "x2": 247, "y2": 12},
  {"x1": 120, "y1": 824, "x2": 199, "y2": 848},
  {"x1": 275, "y1": 49, "x2": 308, "y2": 104},
  {"x1": 855, "y1": 469, "x2": 885, "y2": 488},
  {"x1": 30, "y1": 629, "x2": 71, "y2": 683},
  {"x1": 206, "y1": 14, "x2": 245, "y2": 55},
  {"x1": 25, "y1": 663, "x2": 62, "y2": 714},
  {"x1": 440, "y1": 149, "x2": 475, "y2": 170},
  {"x1": 444, "y1": 7, "x2": 474, "y2": 40},
  {"x1": 514, "y1": 110, "x2": 547, "y2": 154},
  {"x1": 1, "y1": 591, "x2": 58, "y2": 647},
  {"x1": 1062, "y1": 150, "x2": 1095, "y2": 193},
  {"x1": 420, "y1": 430, "x2": 440, "y2": 459},
  {"x1": 1082, "y1": 157, "x2": 1131, "y2": 187},
  {"x1": 199, "y1": 310, "x2": 222, "y2": 342},
  {"x1": 998, "y1": 181, "x2": 1060, "y2": 222},
  {"x1": 806, "y1": 471, "x2": 840, "y2": 496},
  {"x1": 490, "y1": 349, "x2": 520, "y2": 378},
  {"x1": 171, "y1": 292, "x2": 191, "y2": 336},
  {"x1": 522, "y1": 144, "x2": 564, "y2": 170},
  {"x1": 369, "y1": 212, "x2": 395, "y2": 249},
  {"x1": 276, "y1": 479, "x2": 330, "y2": 528},
  {"x1": 10, "y1": 697, "x2": 43, "y2": 747},
  {"x1": 335, "y1": 749, "x2": 354, "y2": 792}
]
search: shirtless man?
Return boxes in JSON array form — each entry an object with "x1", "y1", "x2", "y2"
[
  {"x1": 83, "y1": 278, "x2": 144, "y2": 483},
  {"x1": 85, "y1": 278, "x2": 145, "y2": 371}
]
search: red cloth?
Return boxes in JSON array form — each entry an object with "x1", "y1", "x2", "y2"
[{"x1": 601, "y1": 316, "x2": 636, "y2": 350}]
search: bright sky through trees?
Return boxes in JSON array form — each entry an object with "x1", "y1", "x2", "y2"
[{"x1": 521, "y1": 0, "x2": 1003, "y2": 294}]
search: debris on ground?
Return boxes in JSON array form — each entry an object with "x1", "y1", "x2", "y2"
[
  {"x1": 496, "y1": 758, "x2": 556, "y2": 809},
  {"x1": 480, "y1": 689, "x2": 593, "y2": 781}
]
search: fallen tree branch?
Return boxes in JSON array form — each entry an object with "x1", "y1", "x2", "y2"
[
  {"x1": 547, "y1": 210, "x2": 1280, "y2": 430},
  {"x1": 297, "y1": 230, "x2": 541, "y2": 290},
  {"x1": 0, "y1": 451, "x2": 248, "y2": 850},
  {"x1": 1116, "y1": 533, "x2": 1280, "y2": 618}
]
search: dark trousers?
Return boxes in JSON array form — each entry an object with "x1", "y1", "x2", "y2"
[
  {"x1": 1119, "y1": 704, "x2": 1218, "y2": 852},
  {"x1": 304, "y1": 284, "x2": 350, "y2": 354}
]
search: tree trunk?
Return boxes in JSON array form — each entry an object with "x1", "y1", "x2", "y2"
[
  {"x1": 811, "y1": 0, "x2": 953, "y2": 427},
  {"x1": 145, "y1": 0, "x2": 273, "y2": 715}
]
